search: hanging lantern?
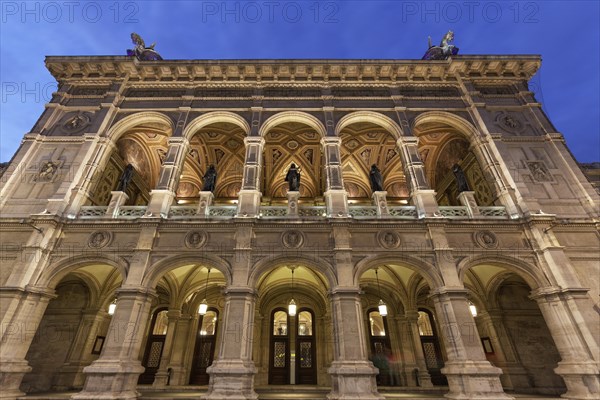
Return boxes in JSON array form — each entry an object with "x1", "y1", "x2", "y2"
[
  {"x1": 198, "y1": 268, "x2": 211, "y2": 316},
  {"x1": 108, "y1": 299, "x2": 117, "y2": 315},
  {"x1": 469, "y1": 301, "x2": 478, "y2": 317},
  {"x1": 375, "y1": 268, "x2": 387, "y2": 317},
  {"x1": 288, "y1": 267, "x2": 297, "y2": 316}
]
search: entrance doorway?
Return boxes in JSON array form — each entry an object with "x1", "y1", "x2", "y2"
[
  {"x1": 189, "y1": 309, "x2": 219, "y2": 385},
  {"x1": 417, "y1": 309, "x2": 447, "y2": 386},
  {"x1": 269, "y1": 308, "x2": 317, "y2": 385},
  {"x1": 138, "y1": 308, "x2": 169, "y2": 384},
  {"x1": 367, "y1": 309, "x2": 393, "y2": 386}
]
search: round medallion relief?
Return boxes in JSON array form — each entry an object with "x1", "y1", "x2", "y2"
[
  {"x1": 474, "y1": 230, "x2": 498, "y2": 249},
  {"x1": 63, "y1": 113, "x2": 91, "y2": 133},
  {"x1": 282, "y1": 230, "x2": 304, "y2": 249},
  {"x1": 377, "y1": 231, "x2": 401, "y2": 249},
  {"x1": 185, "y1": 230, "x2": 208, "y2": 249},
  {"x1": 88, "y1": 231, "x2": 112, "y2": 248}
]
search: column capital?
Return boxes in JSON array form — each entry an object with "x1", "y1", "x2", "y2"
[
  {"x1": 329, "y1": 286, "x2": 362, "y2": 297},
  {"x1": 321, "y1": 136, "x2": 342, "y2": 145},
  {"x1": 428, "y1": 286, "x2": 469, "y2": 299},
  {"x1": 223, "y1": 286, "x2": 257, "y2": 297},
  {"x1": 167, "y1": 136, "x2": 190, "y2": 146},
  {"x1": 244, "y1": 136, "x2": 264, "y2": 146},
  {"x1": 115, "y1": 285, "x2": 158, "y2": 299}
]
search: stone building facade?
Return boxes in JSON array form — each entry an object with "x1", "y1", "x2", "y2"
[{"x1": 0, "y1": 54, "x2": 598, "y2": 400}]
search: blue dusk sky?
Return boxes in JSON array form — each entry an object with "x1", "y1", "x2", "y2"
[{"x1": 1, "y1": 0, "x2": 599, "y2": 162}]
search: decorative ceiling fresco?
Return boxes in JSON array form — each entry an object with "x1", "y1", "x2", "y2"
[
  {"x1": 116, "y1": 123, "x2": 172, "y2": 190},
  {"x1": 179, "y1": 122, "x2": 245, "y2": 200},
  {"x1": 339, "y1": 122, "x2": 409, "y2": 200},
  {"x1": 262, "y1": 122, "x2": 323, "y2": 199}
]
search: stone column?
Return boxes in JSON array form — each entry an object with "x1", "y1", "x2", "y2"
[
  {"x1": 531, "y1": 288, "x2": 600, "y2": 400},
  {"x1": 327, "y1": 287, "x2": 383, "y2": 400},
  {"x1": 72, "y1": 286, "x2": 156, "y2": 400},
  {"x1": 474, "y1": 310, "x2": 530, "y2": 391},
  {"x1": 429, "y1": 287, "x2": 512, "y2": 400},
  {"x1": 286, "y1": 191, "x2": 300, "y2": 216},
  {"x1": 204, "y1": 287, "x2": 258, "y2": 400},
  {"x1": 54, "y1": 309, "x2": 110, "y2": 390},
  {"x1": 146, "y1": 137, "x2": 189, "y2": 218},
  {"x1": 152, "y1": 309, "x2": 181, "y2": 387},
  {"x1": 106, "y1": 191, "x2": 129, "y2": 218},
  {"x1": 404, "y1": 310, "x2": 434, "y2": 387},
  {"x1": 457, "y1": 191, "x2": 481, "y2": 218},
  {"x1": 372, "y1": 191, "x2": 390, "y2": 217},
  {"x1": 396, "y1": 137, "x2": 439, "y2": 218},
  {"x1": 0, "y1": 286, "x2": 55, "y2": 400},
  {"x1": 322, "y1": 137, "x2": 349, "y2": 217},
  {"x1": 164, "y1": 313, "x2": 194, "y2": 386},
  {"x1": 237, "y1": 137, "x2": 264, "y2": 217}
]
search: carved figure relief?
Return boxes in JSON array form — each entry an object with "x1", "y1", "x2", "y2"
[
  {"x1": 377, "y1": 231, "x2": 401, "y2": 249},
  {"x1": 60, "y1": 112, "x2": 92, "y2": 135},
  {"x1": 282, "y1": 230, "x2": 304, "y2": 249},
  {"x1": 185, "y1": 230, "x2": 208, "y2": 249},
  {"x1": 527, "y1": 161, "x2": 553, "y2": 182},
  {"x1": 35, "y1": 160, "x2": 60, "y2": 182},
  {"x1": 474, "y1": 230, "x2": 498, "y2": 249},
  {"x1": 88, "y1": 231, "x2": 112, "y2": 248},
  {"x1": 495, "y1": 112, "x2": 523, "y2": 134}
]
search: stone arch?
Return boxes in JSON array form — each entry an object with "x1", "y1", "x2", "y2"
[
  {"x1": 259, "y1": 111, "x2": 327, "y2": 138},
  {"x1": 353, "y1": 255, "x2": 444, "y2": 291},
  {"x1": 335, "y1": 111, "x2": 404, "y2": 139},
  {"x1": 37, "y1": 254, "x2": 129, "y2": 290},
  {"x1": 142, "y1": 253, "x2": 233, "y2": 290},
  {"x1": 412, "y1": 111, "x2": 478, "y2": 142},
  {"x1": 457, "y1": 254, "x2": 549, "y2": 290},
  {"x1": 248, "y1": 254, "x2": 337, "y2": 290},
  {"x1": 105, "y1": 111, "x2": 175, "y2": 142},
  {"x1": 183, "y1": 111, "x2": 251, "y2": 140}
]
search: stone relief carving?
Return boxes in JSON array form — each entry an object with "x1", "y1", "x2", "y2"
[
  {"x1": 495, "y1": 112, "x2": 524, "y2": 134},
  {"x1": 282, "y1": 230, "x2": 304, "y2": 249},
  {"x1": 185, "y1": 230, "x2": 208, "y2": 249},
  {"x1": 35, "y1": 160, "x2": 61, "y2": 182},
  {"x1": 474, "y1": 230, "x2": 498, "y2": 249},
  {"x1": 59, "y1": 112, "x2": 92, "y2": 135},
  {"x1": 527, "y1": 161, "x2": 553, "y2": 182},
  {"x1": 377, "y1": 231, "x2": 401, "y2": 249},
  {"x1": 88, "y1": 231, "x2": 112, "y2": 248}
]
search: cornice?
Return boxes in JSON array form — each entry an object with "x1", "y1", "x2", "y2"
[{"x1": 45, "y1": 55, "x2": 541, "y2": 83}]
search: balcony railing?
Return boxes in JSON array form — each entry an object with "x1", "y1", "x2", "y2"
[
  {"x1": 479, "y1": 206, "x2": 509, "y2": 218},
  {"x1": 78, "y1": 204, "x2": 507, "y2": 221},
  {"x1": 438, "y1": 206, "x2": 469, "y2": 218}
]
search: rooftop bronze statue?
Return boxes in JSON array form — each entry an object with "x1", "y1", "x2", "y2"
[
  {"x1": 285, "y1": 163, "x2": 301, "y2": 192},
  {"x1": 422, "y1": 30, "x2": 459, "y2": 60},
  {"x1": 127, "y1": 33, "x2": 163, "y2": 61}
]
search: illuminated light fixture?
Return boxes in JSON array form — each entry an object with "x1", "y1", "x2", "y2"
[
  {"x1": 108, "y1": 299, "x2": 117, "y2": 315},
  {"x1": 469, "y1": 301, "x2": 478, "y2": 317},
  {"x1": 375, "y1": 268, "x2": 388, "y2": 317},
  {"x1": 198, "y1": 267, "x2": 211, "y2": 315},
  {"x1": 288, "y1": 267, "x2": 297, "y2": 316}
]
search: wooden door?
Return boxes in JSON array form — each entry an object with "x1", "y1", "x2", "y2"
[
  {"x1": 189, "y1": 309, "x2": 219, "y2": 385},
  {"x1": 296, "y1": 309, "x2": 316, "y2": 384},
  {"x1": 417, "y1": 309, "x2": 447, "y2": 386},
  {"x1": 138, "y1": 309, "x2": 168, "y2": 384},
  {"x1": 367, "y1": 309, "x2": 393, "y2": 386},
  {"x1": 269, "y1": 309, "x2": 290, "y2": 384}
]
